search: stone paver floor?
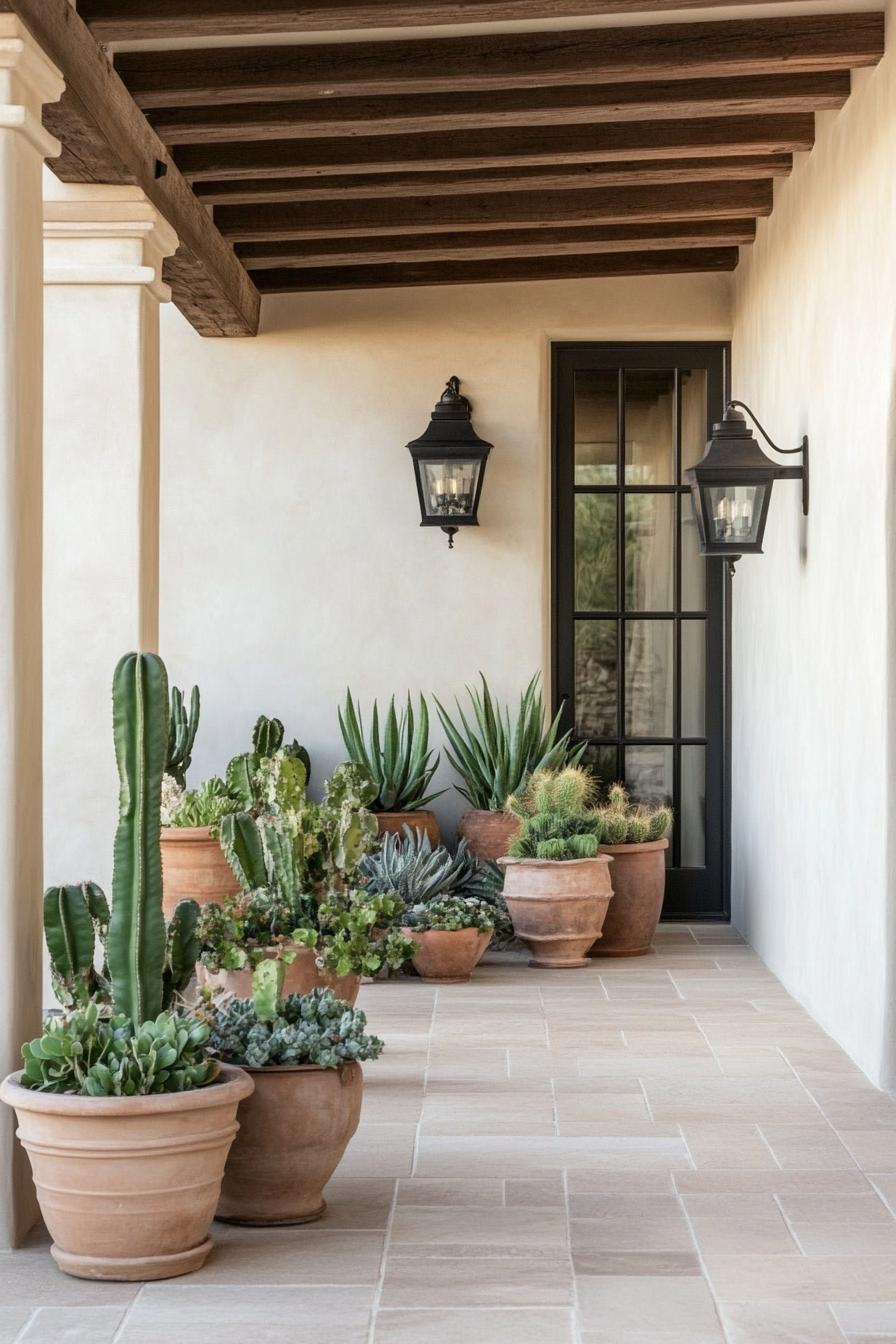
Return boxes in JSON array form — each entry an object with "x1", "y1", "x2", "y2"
[{"x1": 4, "y1": 926, "x2": 896, "y2": 1342}]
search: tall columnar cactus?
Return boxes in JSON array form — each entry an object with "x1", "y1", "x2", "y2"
[
  {"x1": 107, "y1": 652, "x2": 170, "y2": 1023},
  {"x1": 166, "y1": 683, "x2": 200, "y2": 787}
]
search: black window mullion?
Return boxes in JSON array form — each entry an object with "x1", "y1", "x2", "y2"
[
  {"x1": 672, "y1": 369, "x2": 683, "y2": 868},
  {"x1": 616, "y1": 368, "x2": 626, "y2": 749}
]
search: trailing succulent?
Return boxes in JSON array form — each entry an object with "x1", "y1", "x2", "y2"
[
  {"x1": 595, "y1": 783, "x2": 673, "y2": 845},
  {"x1": 435, "y1": 673, "x2": 585, "y2": 811},
  {"x1": 402, "y1": 896, "x2": 495, "y2": 933},
  {"x1": 160, "y1": 774, "x2": 240, "y2": 831},
  {"x1": 295, "y1": 891, "x2": 417, "y2": 979},
  {"x1": 339, "y1": 690, "x2": 444, "y2": 812},
  {"x1": 507, "y1": 767, "x2": 605, "y2": 862},
  {"x1": 209, "y1": 984, "x2": 384, "y2": 1070}
]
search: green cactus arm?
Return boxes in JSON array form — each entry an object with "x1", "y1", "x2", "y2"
[
  {"x1": 164, "y1": 899, "x2": 201, "y2": 1005},
  {"x1": 251, "y1": 957, "x2": 284, "y2": 1024},
  {"x1": 107, "y1": 652, "x2": 169, "y2": 1023},
  {"x1": 226, "y1": 752, "x2": 260, "y2": 810},
  {"x1": 219, "y1": 812, "x2": 268, "y2": 891},
  {"x1": 43, "y1": 884, "x2": 99, "y2": 999},
  {"x1": 253, "y1": 715, "x2": 284, "y2": 756},
  {"x1": 166, "y1": 683, "x2": 200, "y2": 787}
]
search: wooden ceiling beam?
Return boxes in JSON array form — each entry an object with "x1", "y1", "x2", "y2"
[
  {"x1": 237, "y1": 218, "x2": 757, "y2": 268},
  {"x1": 80, "y1": 0, "x2": 849, "y2": 42},
  {"x1": 115, "y1": 14, "x2": 884, "y2": 108},
  {"x1": 216, "y1": 179, "x2": 773, "y2": 241},
  {"x1": 150, "y1": 72, "x2": 851, "y2": 145},
  {"x1": 250, "y1": 247, "x2": 741, "y2": 293},
  {"x1": 179, "y1": 114, "x2": 815, "y2": 182},
  {"x1": 196, "y1": 155, "x2": 791, "y2": 206}
]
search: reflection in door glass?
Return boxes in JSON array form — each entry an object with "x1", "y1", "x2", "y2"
[
  {"x1": 681, "y1": 746, "x2": 706, "y2": 867},
  {"x1": 625, "y1": 620, "x2": 673, "y2": 737},
  {"x1": 624, "y1": 369, "x2": 674, "y2": 484},
  {"x1": 575, "y1": 495, "x2": 616, "y2": 611},
  {"x1": 625, "y1": 494, "x2": 674, "y2": 612},
  {"x1": 575, "y1": 622, "x2": 617, "y2": 738},
  {"x1": 574, "y1": 370, "x2": 617, "y2": 484},
  {"x1": 681, "y1": 621, "x2": 706, "y2": 738},
  {"x1": 681, "y1": 368, "x2": 709, "y2": 474}
]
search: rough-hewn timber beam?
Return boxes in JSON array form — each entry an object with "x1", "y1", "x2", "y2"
[
  {"x1": 250, "y1": 247, "x2": 741, "y2": 293},
  {"x1": 179, "y1": 115, "x2": 815, "y2": 182},
  {"x1": 150, "y1": 72, "x2": 851, "y2": 144},
  {"x1": 80, "y1": 0, "x2": 842, "y2": 42},
  {"x1": 115, "y1": 14, "x2": 884, "y2": 108},
  {"x1": 196, "y1": 155, "x2": 792, "y2": 206},
  {"x1": 216, "y1": 179, "x2": 774, "y2": 241},
  {"x1": 0, "y1": 0, "x2": 259, "y2": 336}
]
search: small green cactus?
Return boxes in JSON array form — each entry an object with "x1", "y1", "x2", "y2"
[
  {"x1": 595, "y1": 783, "x2": 673, "y2": 846},
  {"x1": 507, "y1": 768, "x2": 603, "y2": 863},
  {"x1": 166, "y1": 684, "x2": 199, "y2": 788}
]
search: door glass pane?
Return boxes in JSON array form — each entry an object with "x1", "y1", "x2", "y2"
[
  {"x1": 625, "y1": 745, "x2": 673, "y2": 806},
  {"x1": 574, "y1": 370, "x2": 617, "y2": 484},
  {"x1": 575, "y1": 621, "x2": 617, "y2": 738},
  {"x1": 681, "y1": 621, "x2": 706, "y2": 738},
  {"x1": 681, "y1": 746, "x2": 706, "y2": 866},
  {"x1": 626, "y1": 494, "x2": 674, "y2": 612},
  {"x1": 575, "y1": 495, "x2": 616, "y2": 611},
  {"x1": 624, "y1": 369, "x2": 674, "y2": 484},
  {"x1": 681, "y1": 493, "x2": 706, "y2": 612},
  {"x1": 625, "y1": 620, "x2": 673, "y2": 737},
  {"x1": 582, "y1": 744, "x2": 619, "y2": 785},
  {"x1": 681, "y1": 368, "x2": 708, "y2": 475}
]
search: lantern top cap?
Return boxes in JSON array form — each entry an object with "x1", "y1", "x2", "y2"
[{"x1": 406, "y1": 375, "x2": 494, "y2": 455}]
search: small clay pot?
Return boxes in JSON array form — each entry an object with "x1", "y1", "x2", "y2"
[
  {"x1": 160, "y1": 826, "x2": 240, "y2": 919},
  {"x1": 376, "y1": 811, "x2": 441, "y2": 846},
  {"x1": 457, "y1": 810, "x2": 520, "y2": 862},
  {"x1": 401, "y1": 926, "x2": 492, "y2": 983},
  {"x1": 197, "y1": 944, "x2": 360, "y2": 1006},
  {"x1": 216, "y1": 1062, "x2": 362, "y2": 1225},
  {"x1": 499, "y1": 855, "x2": 614, "y2": 968},
  {"x1": 0, "y1": 1064, "x2": 253, "y2": 1281},
  {"x1": 592, "y1": 838, "x2": 669, "y2": 957}
]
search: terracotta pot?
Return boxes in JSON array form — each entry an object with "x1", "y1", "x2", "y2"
[
  {"x1": 498, "y1": 855, "x2": 614, "y2": 968},
  {"x1": 197, "y1": 944, "x2": 360, "y2": 1006},
  {"x1": 160, "y1": 826, "x2": 241, "y2": 919},
  {"x1": 457, "y1": 810, "x2": 520, "y2": 862},
  {"x1": 376, "y1": 810, "x2": 441, "y2": 846},
  {"x1": 216, "y1": 1062, "x2": 362, "y2": 1225},
  {"x1": 592, "y1": 838, "x2": 669, "y2": 957},
  {"x1": 0, "y1": 1064, "x2": 252, "y2": 1281},
  {"x1": 401, "y1": 926, "x2": 492, "y2": 983}
]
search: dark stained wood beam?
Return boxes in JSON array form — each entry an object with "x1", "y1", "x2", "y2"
[
  {"x1": 80, "y1": 0, "x2": 840, "y2": 42},
  {"x1": 0, "y1": 0, "x2": 259, "y2": 337},
  {"x1": 150, "y1": 72, "x2": 851, "y2": 144},
  {"x1": 216, "y1": 179, "x2": 774, "y2": 241},
  {"x1": 115, "y1": 14, "x2": 885, "y2": 108},
  {"x1": 179, "y1": 115, "x2": 815, "y2": 182},
  {"x1": 196, "y1": 155, "x2": 792, "y2": 205},
  {"x1": 237, "y1": 218, "x2": 757, "y2": 268},
  {"x1": 250, "y1": 247, "x2": 741, "y2": 293}
]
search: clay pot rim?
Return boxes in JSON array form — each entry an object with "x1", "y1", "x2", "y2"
[
  {"x1": 374, "y1": 808, "x2": 438, "y2": 819},
  {"x1": 160, "y1": 825, "x2": 218, "y2": 842},
  {"x1": 0, "y1": 1061, "x2": 253, "y2": 1116},
  {"x1": 599, "y1": 837, "x2": 669, "y2": 855},
  {"x1": 222, "y1": 1060, "x2": 361, "y2": 1076},
  {"x1": 498, "y1": 855, "x2": 612, "y2": 870},
  {"x1": 400, "y1": 925, "x2": 494, "y2": 936},
  {"x1": 459, "y1": 808, "x2": 514, "y2": 819}
]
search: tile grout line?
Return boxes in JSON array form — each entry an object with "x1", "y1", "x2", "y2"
[
  {"x1": 109, "y1": 1285, "x2": 143, "y2": 1344},
  {"x1": 674, "y1": 1143, "x2": 737, "y2": 1344},
  {"x1": 775, "y1": 1045, "x2": 867, "y2": 1176},
  {"x1": 11, "y1": 1307, "x2": 39, "y2": 1344}
]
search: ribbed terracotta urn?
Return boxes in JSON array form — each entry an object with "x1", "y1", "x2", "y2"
[
  {"x1": 592, "y1": 838, "x2": 669, "y2": 957},
  {"x1": 499, "y1": 855, "x2": 614, "y2": 968},
  {"x1": 375, "y1": 810, "x2": 441, "y2": 846},
  {"x1": 457, "y1": 810, "x2": 520, "y2": 862},
  {"x1": 0, "y1": 1064, "x2": 253, "y2": 1281},
  {"x1": 216, "y1": 1062, "x2": 362, "y2": 1225},
  {"x1": 197, "y1": 944, "x2": 360, "y2": 1005},
  {"x1": 401, "y1": 926, "x2": 492, "y2": 983},
  {"x1": 160, "y1": 826, "x2": 240, "y2": 919}
]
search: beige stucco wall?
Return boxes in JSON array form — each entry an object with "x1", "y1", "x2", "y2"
[
  {"x1": 730, "y1": 1, "x2": 896, "y2": 1086},
  {"x1": 159, "y1": 272, "x2": 730, "y2": 837}
]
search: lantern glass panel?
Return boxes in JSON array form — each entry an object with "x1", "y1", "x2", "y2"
[
  {"x1": 418, "y1": 458, "x2": 482, "y2": 520},
  {"x1": 704, "y1": 483, "x2": 767, "y2": 546}
]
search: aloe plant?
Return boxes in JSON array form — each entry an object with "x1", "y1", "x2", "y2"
[
  {"x1": 166, "y1": 683, "x2": 199, "y2": 787},
  {"x1": 434, "y1": 673, "x2": 585, "y2": 811},
  {"x1": 338, "y1": 690, "x2": 444, "y2": 812}
]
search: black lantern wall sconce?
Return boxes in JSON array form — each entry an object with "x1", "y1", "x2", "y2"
[
  {"x1": 683, "y1": 400, "x2": 809, "y2": 567},
  {"x1": 407, "y1": 376, "x2": 493, "y2": 548}
]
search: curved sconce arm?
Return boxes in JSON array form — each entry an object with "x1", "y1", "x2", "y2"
[{"x1": 727, "y1": 400, "x2": 810, "y2": 516}]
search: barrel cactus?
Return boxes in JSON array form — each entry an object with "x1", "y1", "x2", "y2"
[
  {"x1": 595, "y1": 782, "x2": 673, "y2": 845},
  {"x1": 506, "y1": 767, "x2": 604, "y2": 861}
]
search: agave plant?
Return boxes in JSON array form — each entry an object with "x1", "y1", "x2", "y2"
[
  {"x1": 338, "y1": 690, "x2": 444, "y2": 812},
  {"x1": 434, "y1": 673, "x2": 585, "y2": 811}
]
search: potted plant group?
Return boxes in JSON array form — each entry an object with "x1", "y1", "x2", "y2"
[
  {"x1": 499, "y1": 768, "x2": 613, "y2": 968},
  {"x1": 435, "y1": 673, "x2": 585, "y2": 862},
  {"x1": 0, "y1": 653, "x2": 252, "y2": 1281},
  {"x1": 400, "y1": 896, "x2": 494, "y2": 983},
  {"x1": 208, "y1": 967, "x2": 383, "y2": 1225},
  {"x1": 592, "y1": 784, "x2": 673, "y2": 957},
  {"x1": 160, "y1": 773, "x2": 241, "y2": 917},
  {"x1": 338, "y1": 689, "x2": 444, "y2": 843}
]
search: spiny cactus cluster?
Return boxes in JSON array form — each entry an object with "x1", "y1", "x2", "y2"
[
  {"x1": 506, "y1": 767, "x2": 604, "y2": 862},
  {"x1": 209, "y1": 987, "x2": 384, "y2": 1069},
  {"x1": 595, "y1": 783, "x2": 672, "y2": 846},
  {"x1": 166, "y1": 684, "x2": 200, "y2": 788}
]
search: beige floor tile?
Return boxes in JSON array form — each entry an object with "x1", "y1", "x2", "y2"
[
  {"x1": 414, "y1": 1134, "x2": 691, "y2": 1175},
  {"x1": 703, "y1": 1253, "x2": 896, "y2": 1301},
  {"x1": 675, "y1": 1169, "x2": 870, "y2": 1195},
  {"x1": 568, "y1": 1191, "x2": 684, "y2": 1220},
  {"x1": 322, "y1": 1177, "x2": 396, "y2": 1228},
  {"x1": 117, "y1": 1286, "x2": 374, "y2": 1343},
  {"x1": 0, "y1": 1247, "x2": 139, "y2": 1310},
  {"x1": 372, "y1": 1308, "x2": 575, "y2": 1343},
  {"x1": 571, "y1": 1210, "x2": 692, "y2": 1252},
  {"x1": 568, "y1": 1171, "x2": 676, "y2": 1195},
  {"x1": 871, "y1": 1175, "x2": 896, "y2": 1211},
  {"x1": 505, "y1": 1177, "x2": 566, "y2": 1207},
  {"x1": 199, "y1": 1226, "x2": 385, "y2": 1283},
  {"x1": 759, "y1": 1124, "x2": 858, "y2": 1170},
  {"x1": 380, "y1": 1257, "x2": 573, "y2": 1307},
  {"x1": 0, "y1": 1310, "x2": 34, "y2": 1344},
  {"x1": 776, "y1": 1191, "x2": 894, "y2": 1224},
  {"x1": 830, "y1": 1302, "x2": 896, "y2": 1332},
  {"x1": 681, "y1": 1193, "x2": 781, "y2": 1217},
  {"x1": 688, "y1": 1213, "x2": 798, "y2": 1254},
  {"x1": 335, "y1": 1123, "x2": 418, "y2": 1176},
  {"x1": 389, "y1": 1206, "x2": 568, "y2": 1254},
  {"x1": 555, "y1": 1093, "x2": 651, "y2": 1123},
  {"x1": 719, "y1": 1301, "x2": 845, "y2": 1343},
  {"x1": 14, "y1": 1306, "x2": 126, "y2": 1342},
  {"x1": 574, "y1": 1250, "x2": 701, "y2": 1276},
  {"x1": 396, "y1": 1178, "x2": 503, "y2": 1206},
  {"x1": 576, "y1": 1274, "x2": 722, "y2": 1333},
  {"x1": 581, "y1": 1333, "x2": 724, "y2": 1344},
  {"x1": 681, "y1": 1122, "x2": 781, "y2": 1170},
  {"x1": 790, "y1": 1221, "x2": 896, "y2": 1254},
  {"x1": 838, "y1": 1131, "x2": 896, "y2": 1170}
]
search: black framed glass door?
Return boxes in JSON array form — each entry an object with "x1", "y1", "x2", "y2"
[{"x1": 551, "y1": 342, "x2": 731, "y2": 921}]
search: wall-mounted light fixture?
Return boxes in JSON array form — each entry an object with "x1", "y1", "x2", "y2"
[
  {"x1": 407, "y1": 376, "x2": 493, "y2": 549},
  {"x1": 684, "y1": 400, "x2": 809, "y2": 565}
]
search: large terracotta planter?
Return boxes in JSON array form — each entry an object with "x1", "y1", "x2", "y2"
[
  {"x1": 160, "y1": 826, "x2": 240, "y2": 919},
  {"x1": 216, "y1": 1062, "x2": 362, "y2": 1225},
  {"x1": 376, "y1": 810, "x2": 441, "y2": 846},
  {"x1": 0, "y1": 1064, "x2": 252, "y2": 1281},
  {"x1": 197, "y1": 943, "x2": 360, "y2": 1006},
  {"x1": 401, "y1": 926, "x2": 492, "y2": 983},
  {"x1": 592, "y1": 838, "x2": 669, "y2": 957},
  {"x1": 499, "y1": 855, "x2": 614, "y2": 968},
  {"x1": 457, "y1": 810, "x2": 520, "y2": 862}
]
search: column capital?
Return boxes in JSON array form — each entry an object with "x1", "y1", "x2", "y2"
[
  {"x1": 0, "y1": 16, "x2": 63, "y2": 159},
  {"x1": 43, "y1": 179, "x2": 179, "y2": 302}
]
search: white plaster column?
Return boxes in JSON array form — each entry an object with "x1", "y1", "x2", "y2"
[
  {"x1": 42, "y1": 179, "x2": 178, "y2": 913},
  {"x1": 0, "y1": 17, "x2": 63, "y2": 1248}
]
